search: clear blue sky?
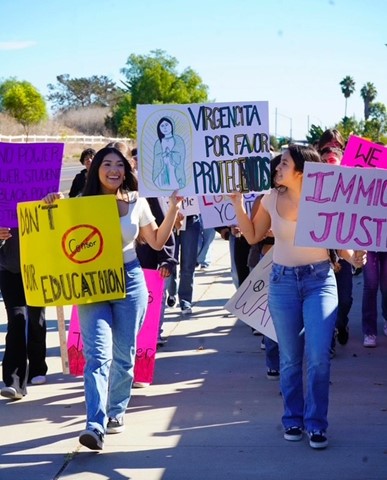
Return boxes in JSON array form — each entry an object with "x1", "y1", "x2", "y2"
[{"x1": 1, "y1": 0, "x2": 387, "y2": 139}]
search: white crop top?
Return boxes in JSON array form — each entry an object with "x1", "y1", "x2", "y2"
[
  {"x1": 261, "y1": 189, "x2": 329, "y2": 267},
  {"x1": 120, "y1": 195, "x2": 155, "y2": 263}
]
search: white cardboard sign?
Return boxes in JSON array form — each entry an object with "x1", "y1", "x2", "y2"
[
  {"x1": 225, "y1": 249, "x2": 277, "y2": 341},
  {"x1": 295, "y1": 162, "x2": 387, "y2": 251}
]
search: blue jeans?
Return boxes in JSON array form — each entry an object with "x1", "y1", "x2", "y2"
[
  {"x1": 268, "y1": 260, "x2": 337, "y2": 433},
  {"x1": 335, "y1": 259, "x2": 353, "y2": 330},
  {"x1": 168, "y1": 215, "x2": 201, "y2": 309},
  {"x1": 249, "y1": 253, "x2": 279, "y2": 372},
  {"x1": 362, "y1": 252, "x2": 387, "y2": 335},
  {"x1": 264, "y1": 336, "x2": 280, "y2": 370},
  {"x1": 78, "y1": 260, "x2": 148, "y2": 433},
  {"x1": 197, "y1": 220, "x2": 216, "y2": 267}
]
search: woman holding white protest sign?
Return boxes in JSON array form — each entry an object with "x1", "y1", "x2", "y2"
[
  {"x1": 43, "y1": 146, "x2": 182, "y2": 451},
  {"x1": 230, "y1": 144, "x2": 366, "y2": 449}
]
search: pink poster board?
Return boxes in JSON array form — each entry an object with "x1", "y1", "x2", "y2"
[
  {"x1": 134, "y1": 269, "x2": 164, "y2": 383},
  {"x1": 0, "y1": 142, "x2": 63, "y2": 227},
  {"x1": 67, "y1": 268, "x2": 164, "y2": 383},
  {"x1": 341, "y1": 135, "x2": 387, "y2": 169}
]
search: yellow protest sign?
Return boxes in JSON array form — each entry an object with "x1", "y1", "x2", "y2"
[{"x1": 18, "y1": 195, "x2": 125, "y2": 306}]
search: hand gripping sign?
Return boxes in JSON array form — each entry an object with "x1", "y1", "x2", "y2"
[{"x1": 18, "y1": 195, "x2": 125, "y2": 306}]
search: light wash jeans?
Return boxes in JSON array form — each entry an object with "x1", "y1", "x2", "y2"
[
  {"x1": 78, "y1": 260, "x2": 148, "y2": 434},
  {"x1": 268, "y1": 260, "x2": 337, "y2": 433}
]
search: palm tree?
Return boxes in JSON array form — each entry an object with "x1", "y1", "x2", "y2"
[
  {"x1": 360, "y1": 82, "x2": 377, "y2": 120},
  {"x1": 339, "y1": 76, "x2": 356, "y2": 118}
]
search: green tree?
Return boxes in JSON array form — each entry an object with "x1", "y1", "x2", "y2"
[
  {"x1": 339, "y1": 76, "x2": 356, "y2": 117},
  {"x1": 334, "y1": 116, "x2": 361, "y2": 142},
  {"x1": 306, "y1": 124, "x2": 324, "y2": 146},
  {"x1": 362, "y1": 102, "x2": 387, "y2": 140},
  {"x1": 0, "y1": 77, "x2": 18, "y2": 111},
  {"x1": 269, "y1": 135, "x2": 279, "y2": 152},
  {"x1": 109, "y1": 49, "x2": 209, "y2": 137},
  {"x1": 360, "y1": 82, "x2": 377, "y2": 120},
  {"x1": 105, "y1": 93, "x2": 136, "y2": 137},
  {"x1": 47, "y1": 74, "x2": 120, "y2": 112},
  {"x1": 2, "y1": 80, "x2": 47, "y2": 137}
]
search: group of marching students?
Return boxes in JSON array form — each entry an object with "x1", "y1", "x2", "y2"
[{"x1": 0, "y1": 129, "x2": 385, "y2": 451}]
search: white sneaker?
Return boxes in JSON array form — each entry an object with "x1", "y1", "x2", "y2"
[
  {"x1": 1, "y1": 386, "x2": 24, "y2": 400},
  {"x1": 363, "y1": 334, "x2": 377, "y2": 348},
  {"x1": 133, "y1": 382, "x2": 150, "y2": 388},
  {"x1": 383, "y1": 321, "x2": 387, "y2": 337},
  {"x1": 31, "y1": 375, "x2": 46, "y2": 385}
]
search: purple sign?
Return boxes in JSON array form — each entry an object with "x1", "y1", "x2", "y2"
[{"x1": 0, "y1": 142, "x2": 64, "y2": 227}]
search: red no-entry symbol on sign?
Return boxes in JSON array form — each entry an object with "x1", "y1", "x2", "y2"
[{"x1": 62, "y1": 224, "x2": 104, "y2": 264}]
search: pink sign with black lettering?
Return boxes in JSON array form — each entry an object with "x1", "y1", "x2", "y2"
[
  {"x1": 341, "y1": 135, "x2": 387, "y2": 169},
  {"x1": 67, "y1": 268, "x2": 165, "y2": 383}
]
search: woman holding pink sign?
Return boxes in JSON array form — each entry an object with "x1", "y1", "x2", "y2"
[
  {"x1": 43, "y1": 146, "x2": 182, "y2": 451},
  {"x1": 230, "y1": 144, "x2": 366, "y2": 450}
]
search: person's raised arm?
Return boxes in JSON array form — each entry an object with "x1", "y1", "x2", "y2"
[
  {"x1": 140, "y1": 191, "x2": 183, "y2": 251},
  {"x1": 229, "y1": 193, "x2": 271, "y2": 245}
]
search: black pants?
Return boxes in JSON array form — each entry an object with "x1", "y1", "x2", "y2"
[
  {"x1": 234, "y1": 236, "x2": 251, "y2": 286},
  {"x1": 0, "y1": 270, "x2": 47, "y2": 390}
]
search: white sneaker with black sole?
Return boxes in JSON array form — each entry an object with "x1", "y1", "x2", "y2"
[
  {"x1": 284, "y1": 426, "x2": 303, "y2": 441},
  {"x1": 106, "y1": 417, "x2": 125, "y2": 434},
  {"x1": 308, "y1": 431, "x2": 328, "y2": 449}
]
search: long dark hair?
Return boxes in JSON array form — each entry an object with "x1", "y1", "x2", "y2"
[
  {"x1": 270, "y1": 154, "x2": 281, "y2": 188},
  {"x1": 286, "y1": 144, "x2": 321, "y2": 173},
  {"x1": 82, "y1": 147, "x2": 138, "y2": 196}
]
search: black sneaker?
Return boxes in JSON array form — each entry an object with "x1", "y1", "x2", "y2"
[
  {"x1": 309, "y1": 431, "x2": 328, "y2": 449},
  {"x1": 106, "y1": 417, "x2": 125, "y2": 434},
  {"x1": 79, "y1": 428, "x2": 104, "y2": 450},
  {"x1": 266, "y1": 368, "x2": 280, "y2": 380},
  {"x1": 337, "y1": 326, "x2": 349, "y2": 345},
  {"x1": 166, "y1": 295, "x2": 176, "y2": 307},
  {"x1": 284, "y1": 426, "x2": 303, "y2": 441},
  {"x1": 157, "y1": 336, "x2": 168, "y2": 347}
]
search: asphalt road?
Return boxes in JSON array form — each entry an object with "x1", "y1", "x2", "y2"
[{"x1": 60, "y1": 163, "x2": 81, "y2": 194}]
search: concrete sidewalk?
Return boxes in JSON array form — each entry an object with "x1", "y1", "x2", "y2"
[{"x1": 0, "y1": 236, "x2": 386, "y2": 480}]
